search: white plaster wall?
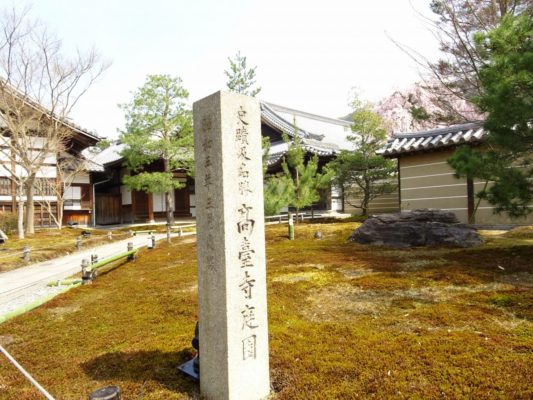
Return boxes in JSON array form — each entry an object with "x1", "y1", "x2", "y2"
[
  {"x1": 36, "y1": 166, "x2": 57, "y2": 178},
  {"x1": 0, "y1": 165, "x2": 11, "y2": 177},
  {"x1": 72, "y1": 173, "x2": 90, "y2": 184},
  {"x1": 189, "y1": 194, "x2": 196, "y2": 217},
  {"x1": 121, "y1": 185, "x2": 132, "y2": 205},
  {"x1": 153, "y1": 192, "x2": 166, "y2": 212}
]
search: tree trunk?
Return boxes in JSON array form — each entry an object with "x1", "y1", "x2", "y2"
[
  {"x1": 288, "y1": 212, "x2": 294, "y2": 240},
  {"x1": 56, "y1": 198, "x2": 64, "y2": 230},
  {"x1": 362, "y1": 177, "x2": 371, "y2": 217},
  {"x1": 25, "y1": 176, "x2": 35, "y2": 234},
  {"x1": 164, "y1": 158, "x2": 174, "y2": 243},
  {"x1": 295, "y1": 169, "x2": 300, "y2": 224},
  {"x1": 16, "y1": 183, "x2": 24, "y2": 239},
  {"x1": 17, "y1": 200, "x2": 24, "y2": 240},
  {"x1": 341, "y1": 184, "x2": 345, "y2": 213}
]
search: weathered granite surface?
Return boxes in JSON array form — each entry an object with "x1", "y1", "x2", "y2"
[
  {"x1": 349, "y1": 209, "x2": 483, "y2": 248},
  {"x1": 193, "y1": 91, "x2": 270, "y2": 400}
]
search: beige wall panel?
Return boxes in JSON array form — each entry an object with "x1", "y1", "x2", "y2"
[
  {"x1": 401, "y1": 162, "x2": 455, "y2": 178},
  {"x1": 398, "y1": 151, "x2": 533, "y2": 225},
  {"x1": 402, "y1": 184, "x2": 466, "y2": 199},
  {"x1": 474, "y1": 208, "x2": 533, "y2": 225},
  {"x1": 345, "y1": 190, "x2": 400, "y2": 215},
  {"x1": 401, "y1": 196, "x2": 466, "y2": 211},
  {"x1": 400, "y1": 149, "x2": 455, "y2": 168},
  {"x1": 401, "y1": 173, "x2": 465, "y2": 189}
]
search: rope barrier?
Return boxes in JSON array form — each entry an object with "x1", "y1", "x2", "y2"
[{"x1": 0, "y1": 345, "x2": 56, "y2": 399}]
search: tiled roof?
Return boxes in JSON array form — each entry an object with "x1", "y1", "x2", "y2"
[
  {"x1": 267, "y1": 138, "x2": 340, "y2": 166},
  {"x1": 378, "y1": 121, "x2": 486, "y2": 157},
  {"x1": 261, "y1": 103, "x2": 324, "y2": 140},
  {"x1": 90, "y1": 104, "x2": 348, "y2": 170},
  {"x1": 85, "y1": 158, "x2": 104, "y2": 172},
  {"x1": 89, "y1": 143, "x2": 125, "y2": 167},
  {"x1": 301, "y1": 137, "x2": 340, "y2": 155}
]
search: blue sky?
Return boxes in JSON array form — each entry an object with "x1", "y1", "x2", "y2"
[{"x1": 3, "y1": 0, "x2": 440, "y2": 138}]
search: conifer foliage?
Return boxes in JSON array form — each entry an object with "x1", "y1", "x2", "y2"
[
  {"x1": 120, "y1": 74, "x2": 193, "y2": 228},
  {"x1": 448, "y1": 13, "x2": 533, "y2": 218},
  {"x1": 225, "y1": 51, "x2": 261, "y2": 97}
]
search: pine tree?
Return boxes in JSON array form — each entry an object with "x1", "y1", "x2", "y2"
[
  {"x1": 327, "y1": 99, "x2": 396, "y2": 216},
  {"x1": 225, "y1": 51, "x2": 261, "y2": 97},
  {"x1": 119, "y1": 74, "x2": 193, "y2": 235},
  {"x1": 265, "y1": 132, "x2": 333, "y2": 220},
  {"x1": 448, "y1": 13, "x2": 533, "y2": 219}
]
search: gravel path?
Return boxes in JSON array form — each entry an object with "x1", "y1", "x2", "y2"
[{"x1": 0, "y1": 231, "x2": 195, "y2": 319}]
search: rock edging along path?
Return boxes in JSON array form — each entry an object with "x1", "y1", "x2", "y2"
[{"x1": 0, "y1": 231, "x2": 196, "y2": 318}]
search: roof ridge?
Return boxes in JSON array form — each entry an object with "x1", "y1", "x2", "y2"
[
  {"x1": 394, "y1": 121, "x2": 484, "y2": 138},
  {"x1": 262, "y1": 101, "x2": 353, "y2": 127}
]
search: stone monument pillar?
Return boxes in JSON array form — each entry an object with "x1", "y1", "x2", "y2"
[{"x1": 193, "y1": 91, "x2": 270, "y2": 400}]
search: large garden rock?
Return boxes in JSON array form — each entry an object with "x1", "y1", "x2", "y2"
[{"x1": 349, "y1": 209, "x2": 483, "y2": 248}]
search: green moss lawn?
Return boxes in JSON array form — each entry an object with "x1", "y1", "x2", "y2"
[{"x1": 0, "y1": 221, "x2": 531, "y2": 399}]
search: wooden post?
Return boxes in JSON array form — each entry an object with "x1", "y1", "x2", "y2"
[
  {"x1": 127, "y1": 242, "x2": 135, "y2": 261},
  {"x1": 131, "y1": 190, "x2": 136, "y2": 224},
  {"x1": 22, "y1": 246, "x2": 30, "y2": 262},
  {"x1": 81, "y1": 258, "x2": 92, "y2": 284},
  {"x1": 147, "y1": 192, "x2": 155, "y2": 223},
  {"x1": 89, "y1": 174, "x2": 95, "y2": 226},
  {"x1": 467, "y1": 177, "x2": 475, "y2": 224}
]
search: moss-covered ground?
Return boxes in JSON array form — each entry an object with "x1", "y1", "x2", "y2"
[
  {"x1": 0, "y1": 228, "x2": 132, "y2": 272},
  {"x1": 0, "y1": 221, "x2": 531, "y2": 399}
]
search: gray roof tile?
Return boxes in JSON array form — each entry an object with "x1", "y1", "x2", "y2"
[{"x1": 379, "y1": 122, "x2": 487, "y2": 157}]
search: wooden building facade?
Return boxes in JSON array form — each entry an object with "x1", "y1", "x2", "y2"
[
  {"x1": 0, "y1": 90, "x2": 100, "y2": 227},
  {"x1": 90, "y1": 102, "x2": 354, "y2": 224},
  {"x1": 90, "y1": 144, "x2": 193, "y2": 225}
]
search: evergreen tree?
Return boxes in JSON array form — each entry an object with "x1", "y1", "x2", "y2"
[
  {"x1": 448, "y1": 13, "x2": 533, "y2": 218},
  {"x1": 119, "y1": 74, "x2": 193, "y2": 232},
  {"x1": 225, "y1": 51, "x2": 261, "y2": 96},
  {"x1": 327, "y1": 99, "x2": 396, "y2": 216},
  {"x1": 265, "y1": 132, "x2": 333, "y2": 219}
]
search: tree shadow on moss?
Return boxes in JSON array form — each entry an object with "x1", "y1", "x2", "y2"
[{"x1": 81, "y1": 349, "x2": 199, "y2": 396}]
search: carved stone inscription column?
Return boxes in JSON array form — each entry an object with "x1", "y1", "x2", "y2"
[{"x1": 193, "y1": 91, "x2": 270, "y2": 400}]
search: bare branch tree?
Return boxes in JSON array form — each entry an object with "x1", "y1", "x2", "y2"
[
  {"x1": 391, "y1": 0, "x2": 531, "y2": 121},
  {"x1": 0, "y1": 6, "x2": 108, "y2": 235},
  {"x1": 34, "y1": 153, "x2": 92, "y2": 229}
]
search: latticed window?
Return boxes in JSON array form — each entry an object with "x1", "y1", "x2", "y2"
[
  {"x1": 0, "y1": 177, "x2": 11, "y2": 195},
  {"x1": 35, "y1": 178, "x2": 56, "y2": 197}
]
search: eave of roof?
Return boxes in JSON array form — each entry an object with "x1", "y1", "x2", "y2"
[
  {"x1": 378, "y1": 121, "x2": 486, "y2": 158},
  {"x1": 267, "y1": 138, "x2": 340, "y2": 166},
  {"x1": 90, "y1": 103, "x2": 346, "y2": 170},
  {"x1": 0, "y1": 81, "x2": 100, "y2": 144},
  {"x1": 260, "y1": 103, "x2": 324, "y2": 140}
]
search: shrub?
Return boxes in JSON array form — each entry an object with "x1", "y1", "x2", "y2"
[{"x1": 0, "y1": 211, "x2": 18, "y2": 234}]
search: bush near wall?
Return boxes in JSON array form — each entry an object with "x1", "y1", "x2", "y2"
[{"x1": 0, "y1": 211, "x2": 18, "y2": 234}]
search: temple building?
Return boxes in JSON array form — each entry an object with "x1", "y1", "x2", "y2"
[{"x1": 89, "y1": 102, "x2": 353, "y2": 224}]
